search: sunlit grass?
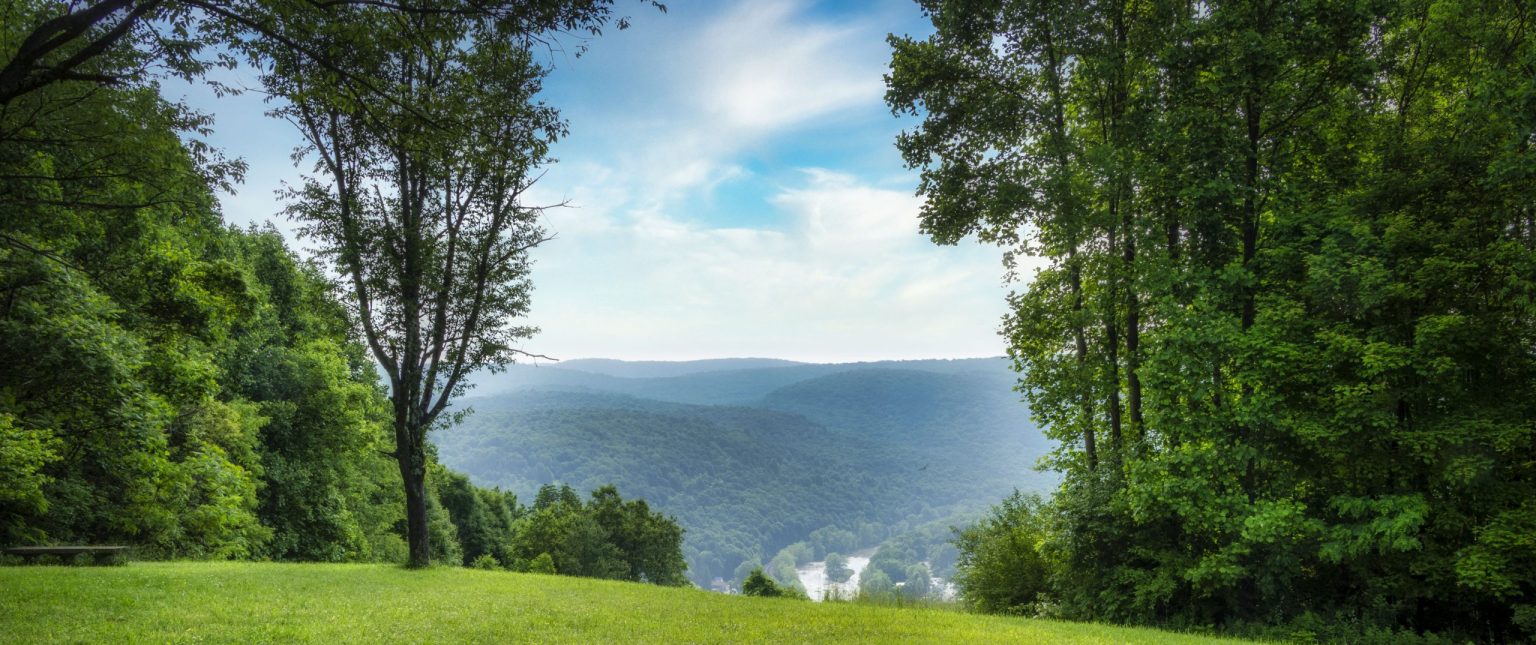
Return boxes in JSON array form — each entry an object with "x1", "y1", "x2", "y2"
[{"x1": 0, "y1": 562, "x2": 1247, "y2": 643}]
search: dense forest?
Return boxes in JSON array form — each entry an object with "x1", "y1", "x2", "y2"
[
  {"x1": 437, "y1": 360, "x2": 1053, "y2": 587},
  {"x1": 0, "y1": 0, "x2": 685, "y2": 586},
  {"x1": 891, "y1": 0, "x2": 1536, "y2": 641}
]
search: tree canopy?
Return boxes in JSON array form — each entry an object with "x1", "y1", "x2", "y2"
[
  {"x1": 891, "y1": 0, "x2": 1536, "y2": 639},
  {"x1": 1, "y1": 0, "x2": 685, "y2": 589}
]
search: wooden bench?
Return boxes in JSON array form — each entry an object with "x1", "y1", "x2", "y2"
[{"x1": 4, "y1": 546, "x2": 129, "y2": 564}]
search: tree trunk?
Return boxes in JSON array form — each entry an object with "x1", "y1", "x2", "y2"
[
  {"x1": 1237, "y1": 85, "x2": 1263, "y2": 503},
  {"x1": 1106, "y1": 219, "x2": 1124, "y2": 456},
  {"x1": 1070, "y1": 253, "x2": 1098, "y2": 471},
  {"x1": 1105, "y1": 0, "x2": 1131, "y2": 458},
  {"x1": 400, "y1": 442, "x2": 431, "y2": 568},
  {"x1": 395, "y1": 381, "x2": 431, "y2": 568},
  {"x1": 1124, "y1": 202, "x2": 1143, "y2": 440},
  {"x1": 1106, "y1": 311, "x2": 1124, "y2": 455},
  {"x1": 1041, "y1": 14, "x2": 1096, "y2": 472}
]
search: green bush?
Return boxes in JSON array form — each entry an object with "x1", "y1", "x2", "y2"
[
  {"x1": 506, "y1": 484, "x2": 686, "y2": 585},
  {"x1": 859, "y1": 568, "x2": 895, "y2": 601},
  {"x1": 527, "y1": 553, "x2": 556, "y2": 575},
  {"x1": 741, "y1": 567, "x2": 783, "y2": 597},
  {"x1": 953, "y1": 492, "x2": 1051, "y2": 615},
  {"x1": 470, "y1": 554, "x2": 500, "y2": 570}
]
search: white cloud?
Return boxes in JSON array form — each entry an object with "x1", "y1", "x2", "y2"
[
  {"x1": 507, "y1": 1, "x2": 1014, "y2": 362},
  {"x1": 776, "y1": 169, "x2": 923, "y2": 254},
  {"x1": 526, "y1": 169, "x2": 1008, "y2": 362},
  {"x1": 542, "y1": 0, "x2": 895, "y2": 208},
  {"x1": 694, "y1": 2, "x2": 885, "y2": 132}
]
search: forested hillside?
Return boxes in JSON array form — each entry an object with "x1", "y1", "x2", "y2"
[
  {"x1": 0, "y1": 1, "x2": 687, "y2": 587},
  {"x1": 472, "y1": 357, "x2": 1011, "y2": 405},
  {"x1": 554, "y1": 358, "x2": 807, "y2": 378},
  {"x1": 436, "y1": 361, "x2": 1053, "y2": 586}
]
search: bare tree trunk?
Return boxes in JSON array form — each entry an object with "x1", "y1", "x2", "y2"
[
  {"x1": 1237, "y1": 84, "x2": 1263, "y2": 503},
  {"x1": 1070, "y1": 253, "x2": 1098, "y2": 470},
  {"x1": 1124, "y1": 204, "x2": 1143, "y2": 440},
  {"x1": 1105, "y1": 0, "x2": 1131, "y2": 457},
  {"x1": 399, "y1": 442, "x2": 430, "y2": 568},
  {"x1": 1241, "y1": 94, "x2": 1260, "y2": 336},
  {"x1": 1042, "y1": 11, "x2": 1097, "y2": 471},
  {"x1": 1106, "y1": 221, "x2": 1124, "y2": 456}
]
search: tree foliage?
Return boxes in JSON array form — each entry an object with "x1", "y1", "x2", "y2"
[
  {"x1": 506, "y1": 484, "x2": 688, "y2": 586},
  {"x1": 742, "y1": 567, "x2": 786, "y2": 598},
  {"x1": 824, "y1": 552, "x2": 852, "y2": 584},
  {"x1": 0, "y1": 59, "x2": 412, "y2": 555},
  {"x1": 952, "y1": 492, "x2": 1051, "y2": 615},
  {"x1": 891, "y1": 0, "x2": 1536, "y2": 638},
  {"x1": 2, "y1": 0, "x2": 659, "y2": 570},
  {"x1": 0, "y1": 0, "x2": 659, "y2": 108}
]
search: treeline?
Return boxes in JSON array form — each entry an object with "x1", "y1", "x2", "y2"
[
  {"x1": 0, "y1": 8, "x2": 683, "y2": 585},
  {"x1": 439, "y1": 392, "x2": 993, "y2": 586},
  {"x1": 498, "y1": 483, "x2": 688, "y2": 585},
  {"x1": 892, "y1": 0, "x2": 1535, "y2": 641},
  {"x1": 441, "y1": 365, "x2": 1054, "y2": 588}
]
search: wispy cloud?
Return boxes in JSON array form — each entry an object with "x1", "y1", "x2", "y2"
[
  {"x1": 506, "y1": 0, "x2": 1012, "y2": 362},
  {"x1": 693, "y1": 1, "x2": 885, "y2": 132},
  {"x1": 528, "y1": 167, "x2": 1007, "y2": 362},
  {"x1": 179, "y1": 0, "x2": 1013, "y2": 362}
]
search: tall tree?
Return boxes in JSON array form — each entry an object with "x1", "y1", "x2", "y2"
[
  {"x1": 892, "y1": 0, "x2": 1536, "y2": 637},
  {"x1": 270, "y1": 2, "x2": 642, "y2": 567}
]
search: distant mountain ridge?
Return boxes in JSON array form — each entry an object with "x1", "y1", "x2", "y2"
[
  {"x1": 441, "y1": 357, "x2": 1050, "y2": 586},
  {"x1": 553, "y1": 358, "x2": 808, "y2": 378},
  {"x1": 471, "y1": 356, "x2": 1013, "y2": 405}
]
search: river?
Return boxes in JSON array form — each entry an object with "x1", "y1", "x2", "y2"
[{"x1": 794, "y1": 548, "x2": 875, "y2": 602}]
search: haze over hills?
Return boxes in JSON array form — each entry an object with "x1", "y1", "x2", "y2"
[
  {"x1": 551, "y1": 358, "x2": 808, "y2": 378},
  {"x1": 470, "y1": 357, "x2": 1015, "y2": 405},
  {"x1": 438, "y1": 358, "x2": 1055, "y2": 586}
]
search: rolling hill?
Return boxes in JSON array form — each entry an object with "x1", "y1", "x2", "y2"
[
  {"x1": 553, "y1": 357, "x2": 807, "y2": 378},
  {"x1": 437, "y1": 358, "x2": 1054, "y2": 586}
]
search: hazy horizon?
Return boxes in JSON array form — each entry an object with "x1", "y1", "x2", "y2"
[{"x1": 529, "y1": 355, "x2": 1008, "y2": 365}]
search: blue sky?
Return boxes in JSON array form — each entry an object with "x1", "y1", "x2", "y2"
[{"x1": 170, "y1": 0, "x2": 1017, "y2": 363}]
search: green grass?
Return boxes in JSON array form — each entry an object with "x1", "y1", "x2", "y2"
[{"x1": 0, "y1": 562, "x2": 1247, "y2": 643}]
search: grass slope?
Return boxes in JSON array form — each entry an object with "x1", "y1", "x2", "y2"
[{"x1": 0, "y1": 562, "x2": 1243, "y2": 644}]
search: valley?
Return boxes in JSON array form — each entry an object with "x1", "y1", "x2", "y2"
[{"x1": 437, "y1": 358, "x2": 1055, "y2": 588}]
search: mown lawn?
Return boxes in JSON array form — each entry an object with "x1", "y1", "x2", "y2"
[{"x1": 0, "y1": 562, "x2": 1245, "y2": 643}]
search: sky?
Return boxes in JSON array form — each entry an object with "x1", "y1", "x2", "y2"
[{"x1": 169, "y1": 0, "x2": 1017, "y2": 363}]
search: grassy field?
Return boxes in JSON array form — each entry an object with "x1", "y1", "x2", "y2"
[{"x1": 0, "y1": 562, "x2": 1246, "y2": 644}]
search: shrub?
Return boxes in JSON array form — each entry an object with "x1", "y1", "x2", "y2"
[
  {"x1": 953, "y1": 492, "x2": 1052, "y2": 615},
  {"x1": 859, "y1": 568, "x2": 895, "y2": 600},
  {"x1": 742, "y1": 567, "x2": 783, "y2": 597},
  {"x1": 527, "y1": 552, "x2": 556, "y2": 575},
  {"x1": 471, "y1": 554, "x2": 500, "y2": 570}
]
